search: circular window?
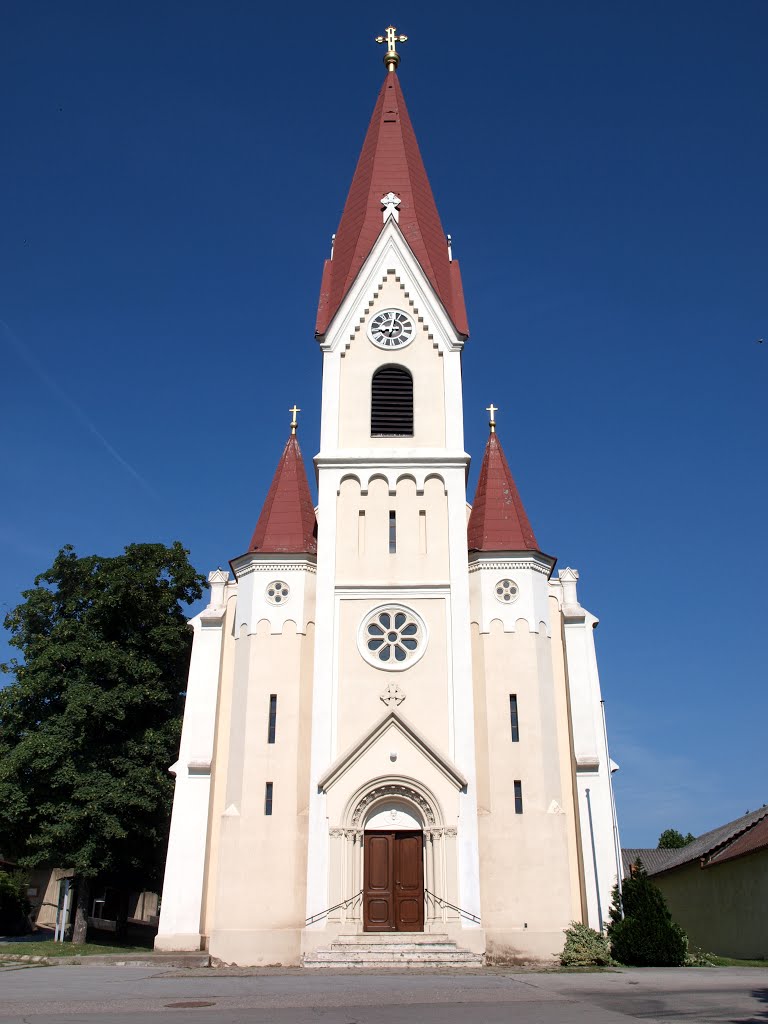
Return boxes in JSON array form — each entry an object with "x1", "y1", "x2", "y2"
[
  {"x1": 266, "y1": 580, "x2": 290, "y2": 605},
  {"x1": 358, "y1": 605, "x2": 427, "y2": 671},
  {"x1": 494, "y1": 579, "x2": 519, "y2": 604}
]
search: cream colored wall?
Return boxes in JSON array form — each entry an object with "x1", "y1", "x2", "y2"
[
  {"x1": 200, "y1": 592, "x2": 237, "y2": 938},
  {"x1": 207, "y1": 611, "x2": 315, "y2": 965},
  {"x1": 336, "y1": 596, "x2": 449, "y2": 756},
  {"x1": 335, "y1": 475, "x2": 449, "y2": 586},
  {"x1": 548, "y1": 598, "x2": 588, "y2": 925},
  {"x1": 471, "y1": 610, "x2": 582, "y2": 960},
  {"x1": 654, "y1": 852, "x2": 768, "y2": 959},
  {"x1": 337, "y1": 275, "x2": 446, "y2": 450}
]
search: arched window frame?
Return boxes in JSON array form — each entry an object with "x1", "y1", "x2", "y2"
[{"x1": 370, "y1": 364, "x2": 414, "y2": 437}]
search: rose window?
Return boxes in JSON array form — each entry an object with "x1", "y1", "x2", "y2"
[
  {"x1": 358, "y1": 605, "x2": 427, "y2": 671},
  {"x1": 265, "y1": 580, "x2": 290, "y2": 605},
  {"x1": 495, "y1": 579, "x2": 519, "y2": 603}
]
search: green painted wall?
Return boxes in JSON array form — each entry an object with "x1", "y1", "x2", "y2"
[{"x1": 654, "y1": 850, "x2": 767, "y2": 959}]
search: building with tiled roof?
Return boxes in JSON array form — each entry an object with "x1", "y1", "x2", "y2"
[
  {"x1": 155, "y1": 31, "x2": 620, "y2": 967},
  {"x1": 621, "y1": 807, "x2": 768, "y2": 959}
]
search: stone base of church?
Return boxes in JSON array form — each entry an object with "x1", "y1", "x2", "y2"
[
  {"x1": 484, "y1": 930, "x2": 566, "y2": 964},
  {"x1": 208, "y1": 928, "x2": 303, "y2": 967},
  {"x1": 301, "y1": 922, "x2": 486, "y2": 958},
  {"x1": 154, "y1": 932, "x2": 205, "y2": 952}
]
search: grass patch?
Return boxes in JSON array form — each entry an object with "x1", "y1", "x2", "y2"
[
  {"x1": 0, "y1": 939, "x2": 151, "y2": 958},
  {"x1": 706, "y1": 955, "x2": 768, "y2": 968}
]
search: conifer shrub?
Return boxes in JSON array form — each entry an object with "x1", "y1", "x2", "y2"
[
  {"x1": 560, "y1": 921, "x2": 612, "y2": 966},
  {"x1": 0, "y1": 870, "x2": 31, "y2": 936},
  {"x1": 608, "y1": 864, "x2": 687, "y2": 967}
]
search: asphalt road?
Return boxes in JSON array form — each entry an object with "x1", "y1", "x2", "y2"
[{"x1": 0, "y1": 964, "x2": 765, "y2": 1023}]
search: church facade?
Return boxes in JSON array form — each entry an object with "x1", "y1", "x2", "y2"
[{"x1": 155, "y1": 40, "x2": 620, "y2": 966}]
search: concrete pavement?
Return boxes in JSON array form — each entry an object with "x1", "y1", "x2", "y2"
[{"x1": 0, "y1": 964, "x2": 765, "y2": 1023}]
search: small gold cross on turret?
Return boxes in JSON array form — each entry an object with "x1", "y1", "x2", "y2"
[
  {"x1": 486, "y1": 403, "x2": 498, "y2": 433},
  {"x1": 375, "y1": 25, "x2": 408, "y2": 72},
  {"x1": 289, "y1": 404, "x2": 301, "y2": 435}
]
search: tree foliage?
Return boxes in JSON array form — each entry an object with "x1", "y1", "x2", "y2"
[
  {"x1": 657, "y1": 828, "x2": 696, "y2": 849},
  {"x1": 560, "y1": 921, "x2": 612, "y2": 966},
  {"x1": 0, "y1": 543, "x2": 205, "y2": 900},
  {"x1": 608, "y1": 864, "x2": 687, "y2": 966},
  {"x1": 0, "y1": 870, "x2": 31, "y2": 936}
]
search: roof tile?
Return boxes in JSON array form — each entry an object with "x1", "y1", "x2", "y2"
[
  {"x1": 248, "y1": 434, "x2": 317, "y2": 555},
  {"x1": 316, "y1": 72, "x2": 468, "y2": 338},
  {"x1": 467, "y1": 431, "x2": 539, "y2": 552}
]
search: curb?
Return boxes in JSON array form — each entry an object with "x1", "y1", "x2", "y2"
[{"x1": 0, "y1": 952, "x2": 211, "y2": 968}]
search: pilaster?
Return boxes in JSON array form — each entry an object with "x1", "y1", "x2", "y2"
[{"x1": 155, "y1": 569, "x2": 230, "y2": 951}]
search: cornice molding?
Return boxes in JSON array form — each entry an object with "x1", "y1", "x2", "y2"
[
  {"x1": 468, "y1": 555, "x2": 554, "y2": 577},
  {"x1": 232, "y1": 557, "x2": 317, "y2": 581}
]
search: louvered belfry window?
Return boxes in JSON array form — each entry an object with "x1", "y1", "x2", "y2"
[{"x1": 371, "y1": 365, "x2": 413, "y2": 436}]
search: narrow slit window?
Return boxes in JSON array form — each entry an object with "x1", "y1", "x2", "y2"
[
  {"x1": 514, "y1": 780, "x2": 523, "y2": 814},
  {"x1": 264, "y1": 782, "x2": 273, "y2": 816},
  {"x1": 371, "y1": 365, "x2": 413, "y2": 436},
  {"x1": 509, "y1": 694, "x2": 519, "y2": 742},
  {"x1": 389, "y1": 511, "x2": 397, "y2": 554},
  {"x1": 267, "y1": 694, "x2": 277, "y2": 744}
]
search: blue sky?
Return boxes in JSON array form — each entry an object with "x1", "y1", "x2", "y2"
[{"x1": 1, "y1": 1, "x2": 765, "y2": 847}]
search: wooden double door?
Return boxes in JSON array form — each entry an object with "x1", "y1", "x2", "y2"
[{"x1": 363, "y1": 830, "x2": 424, "y2": 932}]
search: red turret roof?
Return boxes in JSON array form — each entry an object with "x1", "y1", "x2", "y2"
[
  {"x1": 248, "y1": 434, "x2": 317, "y2": 555},
  {"x1": 316, "y1": 72, "x2": 469, "y2": 338},
  {"x1": 467, "y1": 432, "x2": 539, "y2": 552}
]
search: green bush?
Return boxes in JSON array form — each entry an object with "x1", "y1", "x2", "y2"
[
  {"x1": 560, "y1": 921, "x2": 612, "y2": 966},
  {"x1": 0, "y1": 870, "x2": 31, "y2": 936},
  {"x1": 608, "y1": 864, "x2": 687, "y2": 967}
]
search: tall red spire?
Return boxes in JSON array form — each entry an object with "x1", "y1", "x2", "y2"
[
  {"x1": 467, "y1": 431, "x2": 539, "y2": 552},
  {"x1": 248, "y1": 434, "x2": 317, "y2": 555},
  {"x1": 315, "y1": 72, "x2": 469, "y2": 338}
]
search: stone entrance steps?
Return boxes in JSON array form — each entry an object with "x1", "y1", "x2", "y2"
[{"x1": 303, "y1": 931, "x2": 484, "y2": 968}]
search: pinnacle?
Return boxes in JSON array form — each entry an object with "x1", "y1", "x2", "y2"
[
  {"x1": 467, "y1": 431, "x2": 539, "y2": 553},
  {"x1": 316, "y1": 72, "x2": 468, "y2": 338},
  {"x1": 248, "y1": 434, "x2": 317, "y2": 555}
]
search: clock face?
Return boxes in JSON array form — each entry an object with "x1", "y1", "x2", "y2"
[{"x1": 368, "y1": 308, "x2": 415, "y2": 349}]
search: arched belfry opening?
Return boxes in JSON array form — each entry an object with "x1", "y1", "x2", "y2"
[{"x1": 371, "y1": 365, "x2": 413, "y2": 436}]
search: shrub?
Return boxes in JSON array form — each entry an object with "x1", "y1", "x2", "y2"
[
  {"x1": 560, "y1": 921, "x2": 612, "y2": 966},
  {"x1": 0, "y1": 870, "x2": 31, "y2": 936},
  {"x1": 608, "y1": 865, "x2": 687, "y2": 967}
]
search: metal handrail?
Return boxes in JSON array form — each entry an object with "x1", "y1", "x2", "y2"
[
  {"x1": 424, "y1": 888, "x2": 481, "y2": 925},
  {"x1": 305, "y1": 889, "x2": 363, "y2": 927}
]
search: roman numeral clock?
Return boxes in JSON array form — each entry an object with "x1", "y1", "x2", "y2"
[{"x1": 368, "y1": 308, "x2": 415, "y2": 349}]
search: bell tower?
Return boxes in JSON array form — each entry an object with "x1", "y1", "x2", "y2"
[{"x1": 304, "y1": 38, "x2": 482, "y2": 944}]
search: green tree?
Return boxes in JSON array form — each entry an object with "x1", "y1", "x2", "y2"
[
  {"x1": 657, "y1": 828, "x2": 696, "y2": 849},
  {"x1": 608, "y1": 862, "x2": 687, "y2": 966},
  {"x1": 0, "y1": 542, "x2": 205, "y2": 942},
  {"x1": 0, "y1": 870, "x2": 31, "y2": 936}
]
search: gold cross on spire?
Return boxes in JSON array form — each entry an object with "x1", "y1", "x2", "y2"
[
  {"x1": 289, "y1": 404, "x2": 301, "y2": 435},
  {"x1": 486, "y1": 403, "x2": 498, "y2": 433},
  {"x1": 375, "y1": 25, "x2": 408, "y2": 73}
]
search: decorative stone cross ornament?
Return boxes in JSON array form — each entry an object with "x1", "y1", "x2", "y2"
[
  {"x1": 380, "y1": 681, "x2": 406, "y2": 707},
  {"x1": 381, "y1": 192, "x2": 401, "y2": 223}
]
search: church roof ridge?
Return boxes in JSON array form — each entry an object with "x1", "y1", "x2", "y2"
[
  {"x1": 315, "y1": 71, "x2": 469, "y2": 338},
  {"x1": 467, "y1": 430, "x2": 540, "y2": 553},
  {"x1": 247, "y1": 433, "x2": 317, "y2": 555}
]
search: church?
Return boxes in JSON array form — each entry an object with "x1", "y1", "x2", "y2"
[{"x1": 155, "y1": 30, "x2": 621, "y2": 967}]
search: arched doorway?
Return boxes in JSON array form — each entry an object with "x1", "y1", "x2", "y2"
[{"x1": 363, "y1": 801, "x2": 423, "y2": 932}]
